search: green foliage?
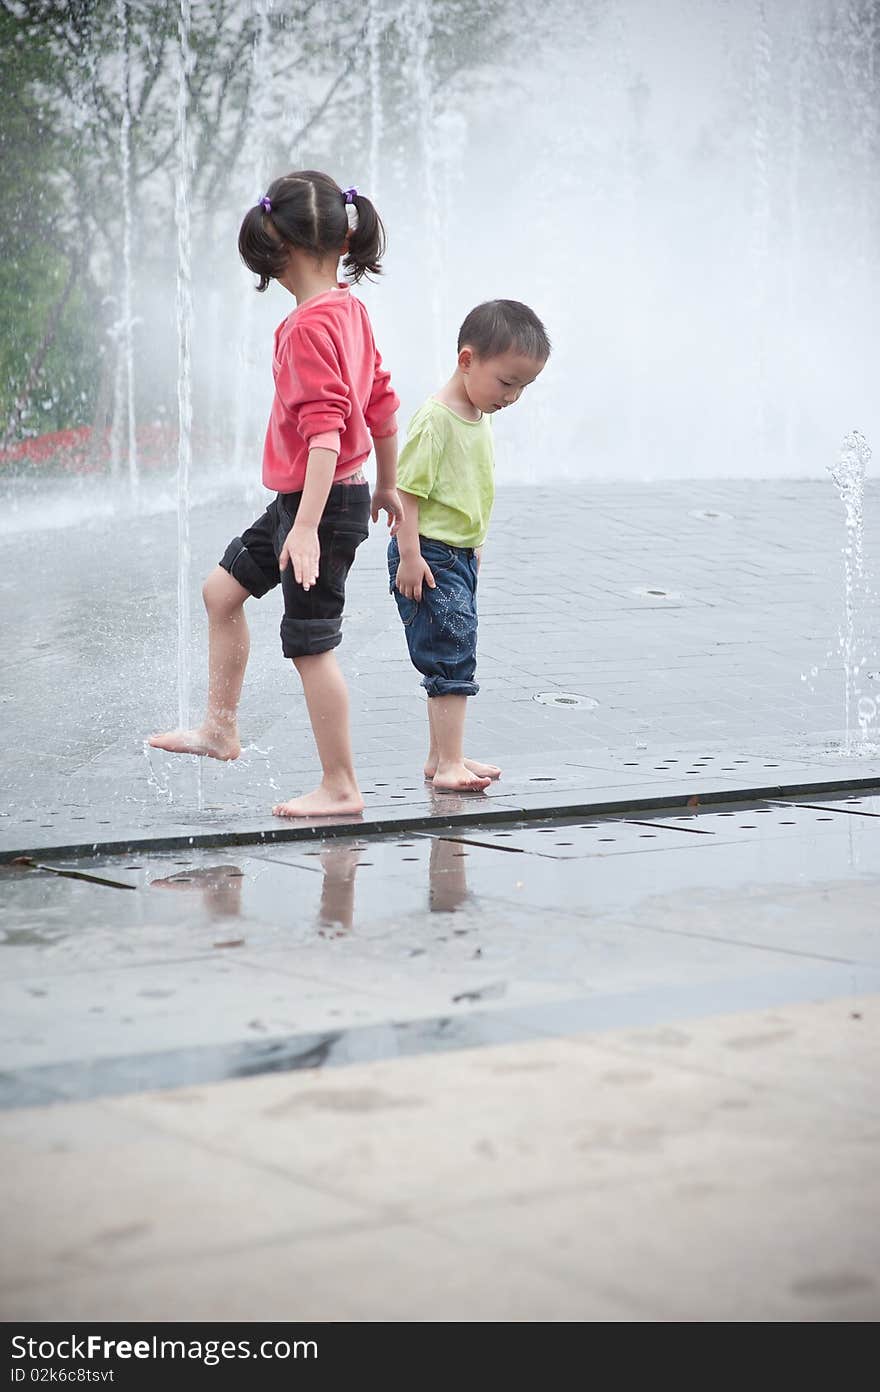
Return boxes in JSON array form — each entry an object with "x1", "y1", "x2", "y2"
[
  {"x1": 0, "y1": 0, "x2": 514, "y2": 444},
  {"x1": 0, "y1": 6, "x2": 89, "y2": 432}
]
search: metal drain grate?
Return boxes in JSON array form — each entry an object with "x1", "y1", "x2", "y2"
[
  {"x1": 533, "y1": 692, "x2": 599, "y2": 709},
  {"x1": 438, "y1": 799, "x2": 877, "y2": 861},
  {"x1": 445, "y1": 820, "x2": 713, "y2": 860},
  {"x1": 581, "y1": 750, "x2": 809, "y2": 780},
  {"x1": 631, "y1": 586, "x2": 682, "y2": 600}
]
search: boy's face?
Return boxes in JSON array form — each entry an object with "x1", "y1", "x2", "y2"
[{"x1": 459, "y1": 346, "x2": 546, "y2": 415}]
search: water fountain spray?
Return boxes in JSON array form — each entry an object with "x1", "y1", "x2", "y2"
[
  {"x1": 116, "y1": 0, "x2": 138, "y2": 496},
  {"x1": 175, "y1": 0, "x2": 194, "y2": 731},
  {"x1": 366, "y1": 0, "x2": 385, "y2": 198},
  {"x1": 827, "y1": 429, "x2": 874, "y2": 754}
]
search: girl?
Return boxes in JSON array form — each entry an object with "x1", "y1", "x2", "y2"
[{"x1": 149, "y1": 170, "x2": 403, "y2": 817}]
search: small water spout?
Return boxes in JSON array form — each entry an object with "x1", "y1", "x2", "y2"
[
  {"x1": 366, "y1": 0, "x2": 385, "y2": 196},
  {"x1": 175, "y1": 0, "x2": 194, "y2": 730},
  {"x1": 399, "y1": 0, "x2": 442, "y2": 376},
  {"x1": 827, "y1": 429, "x2": 874, "y2": 754},
  {"x1": 231, "y1": 0, "x2": 276, "y2": 483},
  {"x1": 116, "y1": 0, "x2": 137, "y2": 495}
]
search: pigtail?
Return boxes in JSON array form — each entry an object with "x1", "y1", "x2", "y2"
[
  {"x1": 238, "y1": 200, "x2": 289, "y2": 292},
  {"x1": 237, "y1": 174, "x2": 386, "y2": 290},
  {"x1": 342, "y1": 193, "x2": 386, "y2": 284}
]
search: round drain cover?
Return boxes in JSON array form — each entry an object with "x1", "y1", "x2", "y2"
[
  {"x1": 632, "y1": 586, "x2": 682, "y2": 600},
  {"x1": 688, "y1": 508, "x2": 733, "y2": 521},
  {"x1": 533, "y1": 692, "x2": 599, "y2": 709}
]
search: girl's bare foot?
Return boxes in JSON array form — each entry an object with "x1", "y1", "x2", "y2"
[
  {"x1": 432, "y1": 762, "x2": 492, "y2": 793},
  {"x1": 147, "y1": 727, "x2": 241, "y2": 761},
  {"x1": 424, "y1": 756, "x2": 501, "y2": 781},
  {"x1": 273, "y1": 782, "x2": 365, "y2": 819}
]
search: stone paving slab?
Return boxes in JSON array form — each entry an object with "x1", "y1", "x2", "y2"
[
  {"x1": 2, "y1": 995, "x2": 877, "y2": 1320},
  {"x1": 2, "y1": 479, "x2": 880, "y2": 859},
  {"x1": 3, "y1": 791, "x2": 880, "y2": 1106},
  {"x1": 4, "y1": 750, "x2": 880, "y2": 861}
]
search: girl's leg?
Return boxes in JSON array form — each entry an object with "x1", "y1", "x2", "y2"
[
  {"x1": 428, "y1": 694, "x2": 492, "y2": 792},
  {"x1": 423, "y1": 698, "x2": 502, "y2": 782},
  {"x1": 318, "y1": 842, "x2": 363, "y2": 932},
  {"x1": 148, "y1": 566, "x2": 249, "y2": 759},
  {"x1": 273, "y1": 651, "x2": 365, "y2": 817}
]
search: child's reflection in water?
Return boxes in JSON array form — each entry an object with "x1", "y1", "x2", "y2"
[
  {"x1": 428, "y1": 837, "x2": 471, "y2": 914},
  {"x1": 149, "y1": 829, "x2": 472, "y2": 933},
  {"x1": 318, "y1": 836, "x2": 472, "y2": 933},
  {"x1": 316, "y1": 843, "x2": 363, "y2": 936},
  {"x1": 151, "y1": 864, "x2": 244, "y2": 917}
]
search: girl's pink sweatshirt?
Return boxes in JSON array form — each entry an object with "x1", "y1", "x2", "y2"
[{"x1": 262, "y1": 285, "x2": 399, "y2": 494}]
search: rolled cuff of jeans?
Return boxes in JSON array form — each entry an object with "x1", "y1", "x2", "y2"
[{"x1": 422, "y1": 676, "x2": 480, "y2": 697}]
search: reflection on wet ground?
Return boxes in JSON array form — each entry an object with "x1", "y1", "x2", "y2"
[{"x1": 2, "y1": 791, "x2": 880, "y2": 1107}]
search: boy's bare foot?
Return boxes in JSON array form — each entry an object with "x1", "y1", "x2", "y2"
[
  {"x1": 424, "y1": 756, "x2": 501, "y2": 781},
  {"x1": 273, "y1": 782, "x2": 365, "y2": 819},
  {"x1": 147, "y1": 727, "x2": 241, "y2": 761},
  {"x1": 432, "y1": 763, "x2": 492, "y2": 793}
]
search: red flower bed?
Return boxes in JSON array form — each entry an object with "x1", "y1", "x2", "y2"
[{"x1": 0, "y1": 424, "x2": 187, "y2": 474}]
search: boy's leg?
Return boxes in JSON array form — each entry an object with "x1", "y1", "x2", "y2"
[
  {"x1": 428, "y1": 834, "x2": 470, "y2": 912},
  {"x1": 148, "y1": 566, "x2": 250, "y2": 760},
  {"x1": 427, "y1": 693, "x2": 492, "y2": 791},
  {"x1": 273, "y1": 651, "x2": 364, "y2": 817},
  {"x1": 424, "y1": 696, "x2": 501, "y2": 782},
  {"x1": 391, "y1": 540, "x2": 497, "y2": 790}
]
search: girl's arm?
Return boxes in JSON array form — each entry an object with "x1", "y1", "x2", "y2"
[
  {"x1": 371, "y1": 432, "x2": 404, "y2": 533},
  {"x1": 278, "y1": 446, "x2": 336, "y2": 591},
  {"x1": 394, "y1": 490, "x2": 436, "y2": 602}
]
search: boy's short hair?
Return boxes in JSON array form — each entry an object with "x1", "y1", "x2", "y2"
[{"x1": 457, "y1": 299, "x2": 551, "y2": 361}]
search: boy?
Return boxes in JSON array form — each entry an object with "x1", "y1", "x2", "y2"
[{"x1": 389, "y1": 299, "x2": 550, "y2": 791}]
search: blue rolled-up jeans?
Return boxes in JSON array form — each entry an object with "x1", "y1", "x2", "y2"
[{"x1": 388, "y1": 536, "x2": 480, "y2": 697}]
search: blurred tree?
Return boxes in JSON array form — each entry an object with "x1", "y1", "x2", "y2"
[
  {"x1": 0, "y1": 5, "x2": 98, "y2": 440},
  {"x1": 0, "y1": 0, "x2": 511, "y2": 448}
]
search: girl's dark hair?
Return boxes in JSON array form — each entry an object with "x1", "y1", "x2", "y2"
[
  {"x1": 238, "y1": 170, "x2": 386, "y2": 291},
  {"x1": 457, "y1": 299, "x2": 552, "y2": 361}
]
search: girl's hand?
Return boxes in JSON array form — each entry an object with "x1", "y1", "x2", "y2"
[
  {"x1": 279, "y1": 522, "x2": 320, "y2": 591},
  {"x1": 371, "y1": 487, "x2": 405, "y2": 535},
  {"x1": 396, "y1": 554, "x2": 436, "y2": 602}
]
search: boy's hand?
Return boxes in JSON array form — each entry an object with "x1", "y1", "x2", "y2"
[
  {"x1": 371, "y1": 487, "x2": 405, "y2": 535},
  {"x1": 396, "y1": 554, "x2": 436, "y2": 602},
  {"x1": 279, "y1": 521, "x2": 320, "y2": 591}
]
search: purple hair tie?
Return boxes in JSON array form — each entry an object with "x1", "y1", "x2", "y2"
[
  {"x1": 259, "y1": 195, "x2": 272, "y2": 213},
  {"x1": 342, "y1": 187, "x2": 358, "y2": 204}
]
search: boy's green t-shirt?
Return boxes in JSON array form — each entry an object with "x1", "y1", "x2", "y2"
[{"x1": 396, "y1": 398, "x2": 495, "y2": 547}]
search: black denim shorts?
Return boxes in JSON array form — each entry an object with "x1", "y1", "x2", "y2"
[{"x1": 220, "y1": 482, "x2": 370, "y2": 659}]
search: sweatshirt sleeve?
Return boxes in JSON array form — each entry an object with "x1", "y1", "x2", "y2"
[
  {"x1": 274, "y1": 324, "x2": 351, "y2": 446},
  {"x1": 396, "y1": 414, "x2": 440, "y2": 500},
  {"x1": 365, "y1": 345, "x2": 400, "y2": 438}
]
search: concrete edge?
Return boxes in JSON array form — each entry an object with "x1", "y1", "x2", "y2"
[{"x1": 3, "y1": 773, "x2": 880, "y2": 865}]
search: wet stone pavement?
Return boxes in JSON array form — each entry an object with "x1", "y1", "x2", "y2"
[
  {"x1": 3, "y1": 789, "x2": 880, "y2": 1107},
  {"x1": 3, "y1": 479, "x2": 880, "y2": 857},
  {"x1": 2, "y1": 479, "x2": 880, "y2": 1320}
]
